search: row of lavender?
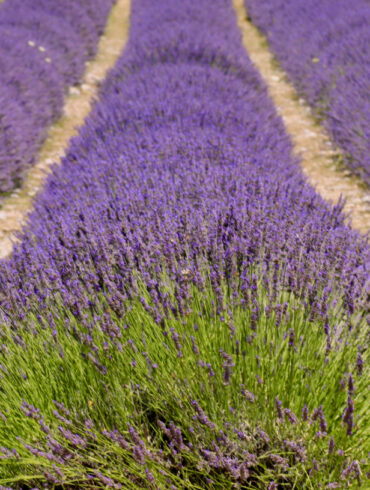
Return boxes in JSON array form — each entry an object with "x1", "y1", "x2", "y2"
[
  {"x1": 0, "y1": 0, "x2": 115, "y2": 194},
  {"x1": 1, "y1": 0, "x2": 368, "y2": 318},
  {"x1": 0, "y1": 0, "x2": 368, "y2": 487},
  {"x1": 244, "y1": 0, "x2": 370, "y2": 186}
]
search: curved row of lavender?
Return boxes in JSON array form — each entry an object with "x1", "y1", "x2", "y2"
[
  {"x1": 244, "y1": 0, "x2": 370, "y2": 186},
  {"x1": 1, "y1": 0, "x2": 368, "y2": 316},
  {"x1": 0, "y1": 0, "x2": 368, "y2": 486},
  {"x1": 0, "y1": 0, "x2": 115, "y2": 194}
]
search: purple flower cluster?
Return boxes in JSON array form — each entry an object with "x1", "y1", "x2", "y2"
[
  {"x1": 0, "y1": 0, "x2": 115, "y2": 193},
  {"x1": 0, "y1": 0, "x2": 368, "y2": 324},
  {"x1": 18, "y1": 399, "x2": 310, "y2": 488},
  {"x1": 244, "y1": 0, "x2": 370, "y2": 185}
]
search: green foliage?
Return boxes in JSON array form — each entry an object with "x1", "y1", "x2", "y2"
[{"x1": 0, "y1": 272, "x2": 368, "y2": 488}]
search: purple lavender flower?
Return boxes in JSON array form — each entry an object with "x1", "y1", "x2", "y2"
[
  {"x1": 340, "y1": 460, "x2": 361, "y2": 484},
  {"x1": 348, "y1": 374, "x2": 355, "y2": 396},
  {"x1": 145, "y1": 468, "x2": 155, "y2": 482},
  {"x1": 241, "y1": 388, "x2": 255, "y2": 403},
  {"x1": 302, "y1": 404, "x2": 309, "y2": 421},
  {"x1": 132, "y1": 445, "x2": 146, "y2": 465},
  {"x1": 342, "y1": 396, "x2": 355, "y2": 436},
  {"x1": 220, "y1": 349, "x2": 234, "y2": 384},
  {"x1": 191, "y1": 400, "x2": 215, "y2": 429},
  {"x1": 284, "y1": 440, "x2": 307, "y2": 462},
  {"x1": 275, "y1": 397, "x2": 284, "y2": 419},
  {"x1": 96, "y1": 472, "x2": 122, "y2": 489},
  {"x1": 284, "y1": 408, "x2": 299, "y2": 425},
  {"x1": 256, "y1": 428, "x2": 270, "y2": 444},
  {"x1": 356, "y1": 351, "x2": 364, "y2": 375},
  {"x1": 190, "y1": 336, "x2": 199, "y2": 356},
  {"x1": 58, "y1": 427, "x2": 86, "y2": 448},
  {"x1": 269, "y1": 454, "x2": 289, "y2": 468}
]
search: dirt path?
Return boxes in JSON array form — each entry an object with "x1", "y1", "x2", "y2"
[
  {"x1": 233, "y1": 0, "x2": 370, "y2": 235},
  {"x1": 0, "y1": 0, "x2": 131, "y2": 259}
]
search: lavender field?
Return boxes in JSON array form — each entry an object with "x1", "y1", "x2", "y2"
[
  {"x1": 0, "y1": 0, "x2": 114, "y2": 194},
  {"x1": 0, "y1": 0, "x2": 368, "y2": 488},
  {"x1": 244, "y1": 0, "x2": 370, "y2": 186}
]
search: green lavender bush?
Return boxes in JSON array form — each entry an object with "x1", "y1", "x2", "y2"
[{"x1": 0, "y1": 268, "x2": 368, "y2": 488}]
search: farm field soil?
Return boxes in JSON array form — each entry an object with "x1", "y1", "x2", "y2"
[
  {"x1": 0, "y1": 0, "x2": 131, "y2": 259},
  {"x1": 233, "y1": 0, "x2": 370, "y2": 234}
]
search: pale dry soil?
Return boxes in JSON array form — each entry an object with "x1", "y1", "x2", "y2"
[
  {"x1": 0, "y1": 0, "x2": 131, "y2": 259},
  {"x1": 233, "y1": 0, "x2": 370, "y2": 235}
]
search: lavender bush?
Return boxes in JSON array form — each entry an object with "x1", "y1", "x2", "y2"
[
  {"x1": 0, "y1": 0, "x2": 368, "y2": 487},
  {"x1": 244, "y1": 0, "x2": 370, "y2": 186},
  {"x1": 0, "y1": 280, "x2": 368, "y2": 487},
  {"x1": 0, "y1": 0, "x2": 115, "y2": 194}
]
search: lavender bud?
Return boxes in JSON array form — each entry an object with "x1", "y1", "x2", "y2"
[
  {"x1": 356, "y1": 351, "x2": 364, "y2": 375},
  {"x1": 348, "y1": 374, "x2": 354, "y2": 396},
  {"x1": 275, "y1": 397, "x2": 284, "y2": 419},
  {"x1": 284, "y1": 408, "x2": 299, "y2": 424},
  {"x1": 302, "y1": 404, "x2": 309, "y2": 421},
  {"x1": 328, "y1": 436, "x2": 335, "y2": 454},
  {"x1": 342, "y1": 396, "x2": 354, "y2": 436},
  {"x1": 133, "y1": 445, "x2": 146, "y2": 465},
  {"x1": 241, "y1": 389, "x2": 255, "y2": 403}
]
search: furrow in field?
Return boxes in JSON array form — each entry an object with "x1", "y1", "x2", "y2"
[
  {"x1": 0, "y1": 0, "x2": 131, "y2": 259},
  {"x1": 233, "y1": 0, "x2": 370, "y2": 234}
]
